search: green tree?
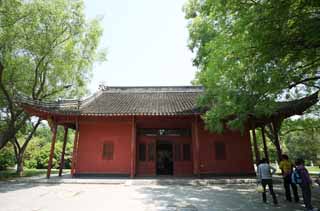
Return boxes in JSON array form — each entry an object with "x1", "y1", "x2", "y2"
[
  {"x1": 0, "y1": 0, "x2": 105, "y2": 175},
  {"x1": 184, "y1": 0, "x2": 320, "y2": 132},
  {"x1": 24, "y1": 125, "x2": 74, "y2": 169},
  {"x1": 254, "y1": 118, "x2": 320, "y2": 164},
  {"x1": 281, "y1": 119, "x2": 320, "y2": 165},
  {"x1": 0, "y1": 143, "x2": 15, "y2": 170}
]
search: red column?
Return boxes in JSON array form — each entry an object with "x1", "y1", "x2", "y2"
[
  {"x1": 59, "y1": 126, "x2": 68, "y2": 176},
  {"x1": 47, "y1": 123, "x2": 57, "y2": 179},
  {"x1": 71, "y1": 120, "x2": 79, "y2": 177},
  {"x1": 192, "y1": 115, "x2": 200, "y2": 176},
  {"x1": 130, "y1": 116, "x2": 136, "y2": 178}
]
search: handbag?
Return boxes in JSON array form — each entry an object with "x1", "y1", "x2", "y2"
[{"x1": 256, "y1": 185, "x2": 264, "y2": 193}]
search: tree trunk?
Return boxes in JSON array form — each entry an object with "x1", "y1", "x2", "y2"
[
  {"x1": 13, "y1": 140, "x2": 24, "y2": 176},
  {"x1": 272, "y1": 120, "x2": 283, "y2": 161},
  {"x1": 0, "y1": 132, "x2": 11, "y2": 150},
  {"x1": 12, "y1": 120, "x2": 41, "y2": 176},
  {"x1": 0, "y1": 114, "x2": 30, "y2": 150},
  {"x1": 261, "y1": 126, "x2": 270, "y2": 163},
  {"x1": 0, "y1": 126, "x2": 15, "y2": 150},
  {"x1": 251, "y1": 128, "x2": 260, "y2": 164},
  {"x1": 16, "y1": 155, "x2": 24, "y2": 176}
]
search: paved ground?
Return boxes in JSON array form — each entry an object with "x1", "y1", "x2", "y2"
[{"x1": 1, "y1": 179, "x2": 319, "y2": 211}]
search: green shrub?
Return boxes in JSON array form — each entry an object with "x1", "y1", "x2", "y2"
[
  {"x1": 24, "y1": 140, "x2": 73, "y2": 169},
  {"x1": 0, "y1": 144, "x2": 15, "y2": 170}
]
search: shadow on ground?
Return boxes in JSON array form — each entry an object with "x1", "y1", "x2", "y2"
[
  {"x1": 0, "y1": 175, "x2": 319, "y2": 211},
  {"x1": 134, "y1": 184, "x2": 320, "y2": 211}
]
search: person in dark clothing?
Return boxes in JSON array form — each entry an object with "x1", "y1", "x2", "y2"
[
  {"x1": 316, "y1": 173, "x2": 320, "y2": 186},
  {"x1": 295, "y1": 158, "x2": 318, "y2": 211},
  {"x1": 257, "y1": 158, "x2": 278, "y2": 205},
  {"x1": 279, "y1": 154, "x2": 299, "y2": 202}
]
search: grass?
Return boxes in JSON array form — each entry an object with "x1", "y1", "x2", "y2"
[
  {"x1": 0, "y1": 169, "x2": 59, "y2": 181},
  {"x1": 306, "y1": 166, "x2": 320, "y2": 172},
  {"x1": 273, "y1": 166, "x2": 320, "y2": 176}
]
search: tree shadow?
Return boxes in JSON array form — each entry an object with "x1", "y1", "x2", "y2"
[
  {"x1": 134, "y1": 184, "x2": 318, "y2": 211},
  {"x1": 0, "y1": 182, "x2": 57, "y2": 194}
]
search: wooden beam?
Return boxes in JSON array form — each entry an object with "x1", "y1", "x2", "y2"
[
  {"x1": 192, "y1": 115, "x2": 200, "y2": 176},
  {"x1": 71, "y1": 120, "x2": 79, "y2": 177},
  {"x1": 59, "y1": 126, "x2": 68, "y2": 176},
  {"x1": 261, "y1": 126, "x2": 269, "y2": 163},
  {"x1": 251, "y1": 127, "x2": 260, "y2": 164},
  {"x1": 130, "y1": 116, "x2": 136, "y2": 178},
  {"x1": 47, "y1": 123, "x2": 57, "y2": 179}
]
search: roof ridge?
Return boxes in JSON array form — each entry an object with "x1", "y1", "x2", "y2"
[
  {"x1": 80, "y1": 90, "x2": 103, "y2": 108},
  {"x1": 99, "y1": 86, "x2": 204, "y2": 93}
]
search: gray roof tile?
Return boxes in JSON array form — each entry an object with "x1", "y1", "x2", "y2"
[{"x1": 19, "y1": 86, "x2": 203, "y2": 116}]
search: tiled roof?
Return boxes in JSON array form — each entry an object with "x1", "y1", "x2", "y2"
[{"x1": 18, "y1": 86, "x2": 204, "y2": 116}]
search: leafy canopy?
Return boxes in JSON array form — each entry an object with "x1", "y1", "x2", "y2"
[
  {"x1": 184, "y1": 0, "x2": 320, "y2": 132},
  {"x1": 0, "y1": 0, "x2": 105, "y2": 99},
  {"x1": 0, "y1": 0, "x2": 105, "y2": 149}
]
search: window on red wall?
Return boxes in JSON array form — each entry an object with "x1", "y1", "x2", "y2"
[
  {"x1": 183, "y1": 144, "x2": 191, "y2": 161},
  {"x1": 139, "y1": 143, "x2": 146, "y2": 161},
  {"x1": 102, "y1": 142, "x2": 114, "y2": 160},
  {"x1": 215, "y1": 142, "x2": 227, "y2": 160}
]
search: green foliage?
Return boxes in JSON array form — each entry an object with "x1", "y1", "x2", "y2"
[
  {"x1": 281, "y1": 119, "x2": 320, "y2": 165},
  {"x1": 0, "y1": 0, "x2": 105, "y2": 173},
  {"x1": 1, "y1": 0, "x2": 105, "y2": 98},
  {"x1": 0, "y1": 0, "x2": 105, "y2": 149},
  {"x1": 24, "y1": 125, "x2": 74, "y2": 169},
  {"x1": 0, "y1": 124, "x2": 74, "y2": 171},
  {"x1": 184, "y1": 0, "x2": 320, "y2": 132},
  {"x1": 25, "y1": 141, "x2": 73, "y2": 169},
  {"x1": 254, "y1": 118, "x2": 320, "y2": 164},
  {"x1": 0, "y1": 143, "x2": 15, "y2": 170}
]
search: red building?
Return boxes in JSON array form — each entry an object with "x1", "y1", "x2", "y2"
[{"x1": 20, "y1": 86, "x2": 255, "y2": 178}]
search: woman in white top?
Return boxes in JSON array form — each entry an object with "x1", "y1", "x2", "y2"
[{"x1": 257, "y1": 158, "x2": 278, "y2": 205}]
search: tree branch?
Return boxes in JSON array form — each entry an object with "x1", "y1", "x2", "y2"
[
  {"x1": 0, "y1": 62, "x2": 15, "y2": 119},
  {"x1": 35, "y1": 61, "x2": 49, "y2": 98},
  {"x1": 33, "y1": 26, "x2": 72, "y2": 100},
  {"x1": 289, "y1": 76, "x2": 320, "y2": 89},
  {"x1": 32, "y1": 55, "x2": 48, "y2": 99},
  {"x1": 40, "y1": 86, "x2": 70, "y2": 99},
  {"x1": 21, "y1": 118, "x2": 41, "y2": 152},
  {"x1": 265, "y1": 123, "x2": 275, "y2": 144},
  {"x1": 13, "y1": 136, "x2": 21, "y2": 152}
]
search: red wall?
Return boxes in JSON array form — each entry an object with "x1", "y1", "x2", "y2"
[
  {"x1": 75, "y1": 118, "x2": 132, "y2": 175},
  {"x1": 74, "y1": 116, "x2": 254, "y2": 176},
  {"x1": 197, "y1": 122, "x2": 255, "y2": 175}
]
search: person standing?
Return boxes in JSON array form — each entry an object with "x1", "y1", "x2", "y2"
[
  {"x1": 295, "y1": 158, "x2": 318, "y2": 211},
  {"x1": 315, "y1": 173, "x2": 320, "y2": 186},
  {"x1": 279, "y1": 154, "x2": 299, "y2": 202},
  {"x1": 257, "y1": 158, "x2": 278, "y2": 205}
]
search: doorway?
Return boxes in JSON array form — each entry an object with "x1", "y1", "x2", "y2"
[{"x1": 156, "y1": 141, "x2": 173, "y2": 175}]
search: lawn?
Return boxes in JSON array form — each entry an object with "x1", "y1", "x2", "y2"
[
  {"x1": 306, "y1": 166, "x2": 320, "y2": 172},
  {"x1": 0, "y1": 169, "x2": 59, "y2": 181}
]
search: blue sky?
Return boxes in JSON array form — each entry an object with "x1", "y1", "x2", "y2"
[{"x1": 83, "y1": 0, "x2": 197, "y2": 93}]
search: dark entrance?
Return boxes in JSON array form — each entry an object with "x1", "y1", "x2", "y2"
[{"x1": 156, "y1": 141, "x2": 173, "y2": 175}]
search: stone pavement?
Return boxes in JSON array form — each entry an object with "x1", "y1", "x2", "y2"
[
  {"x1": 0, "y1": 176, "x2": 319, "y2": 211},
  {"x1": 0, "y1": 173, "x2": 283, "y2": 185}
]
